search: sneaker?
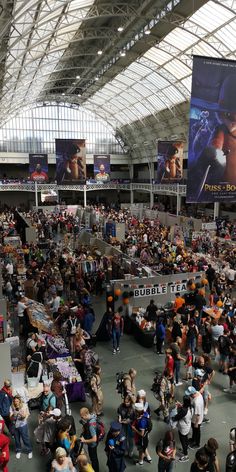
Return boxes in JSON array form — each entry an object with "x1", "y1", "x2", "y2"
[
  {"x1": 175, "y1": 382, "x2": 183, "y2": 386},
  {"x1": 144, "y1": 456, "x2": 152, "y2": 463},
  {"x1": 202, "y1": 417, "x2": 210, "y2": 423},
  {"x1": 189, "y1": 444, "x2": 200, "y2": 450},
  {"x1": 135, "y1": 461, "x2": 144, "y2": 466},
  {"x1": 116, "y1": 347, "x2": 120, "y2": 353},
  {"x1": 204, "y1": 408, "x2": 208, "y2": 415},
  {"x1": 28, "y1": 452, "x2": 33, "y2": 459},
  {"x1": 112, "y1": 349, "x2": 116, "y2": 355},
  {"x1": 179, "y1": 456, "x2": 189, "y2": 462},
  {"x1": 223, "y1": 387, "x2": 233, "y2": 393},
  {"x1": 16, "y1": 452, "x2": 21, "y2": 459}
]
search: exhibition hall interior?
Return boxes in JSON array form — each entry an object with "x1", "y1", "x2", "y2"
[{"x1": 0, "y1": 1, "x2": 236, "y2": 472}]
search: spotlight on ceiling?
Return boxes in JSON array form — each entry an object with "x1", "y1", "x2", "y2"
[
  {"x1": 78, "y1": 93, "x2": 82, "y2": 97},
  {"x1": 117, "y1": 26, "x2": 124, "y2": 32},
  {"x1": 97, "y1": 50, "x2": 103, "y2": 55},
  {"x1": 76, "y1": 75, "x2": 80, "y2": 79},
  {"x1": 62, "y1": 92, "x2": 65, "y2": 96},
  {"x1": 95, "y1": 76, "x2": 99, "y2": 81},
  {"x1": 145, "y1": 29, "x2": 151, "y2": 35},
  {"x1": 120, "y1": 50, "x2": 126, "y2": 57}
]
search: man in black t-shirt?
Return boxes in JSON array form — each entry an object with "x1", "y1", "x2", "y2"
[{"x1": 146, "y1": 299, "x2": 158, "y2": 322}]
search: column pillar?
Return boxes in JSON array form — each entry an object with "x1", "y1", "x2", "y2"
[
  {"x1": 214, "y1": 202, "x2": 220, "y2": 220},
  {"x1": 34, "y1": 181, "x2": 38, "y2": 208},
  {"x1": 176, "y1": 183, "x2": 181, "y2": 216},
  {"x1": 83, "y1": 185, "x2": 87, "y2": 208}
]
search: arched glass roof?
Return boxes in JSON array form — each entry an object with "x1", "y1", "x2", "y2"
[{"x1": 85, "y1": 0, "x2": 236, "y2": 127}]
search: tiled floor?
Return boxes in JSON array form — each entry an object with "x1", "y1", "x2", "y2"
[{"x1": 9, "y1": 295, "x2": 235, "y2": 471}]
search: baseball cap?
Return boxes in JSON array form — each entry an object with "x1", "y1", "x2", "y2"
[
  {"x1": 185, "y1": 386, "x2": 197, "y2": 396},
  {"x1": 134, "y1": 402, "x2": 144, "y2": 412},
  {"x1": 51, "y1": 408, "x2": 61, "y2": 417},
  {"x1": 110, "y1": 421, "x2": 122, "y2": 432},
  {"x1": 195, "y1": 369, "x2": 205, "y2": 377},
  {"x1": 137, "y1": 389, "x2": 146, "y2": 397}
]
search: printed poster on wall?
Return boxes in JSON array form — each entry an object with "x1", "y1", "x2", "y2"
[
  {"x1": 187, "y1": 56, "x2": 236, "y2": 203},
  {"x1": 94, "y1": 154, "x2": 110, "y2": 182},
  {"x1": 29, "y1": 154, "x2": 48, "y2": 181},
  {"x1": 156, "y1": 141, "x2": 184, "y2": 183},
  {"x1": 55, "y1": 139, "x2": 86, "y2": 184}
]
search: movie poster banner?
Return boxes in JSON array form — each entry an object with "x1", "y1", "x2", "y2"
[
  {"x1": 29, "y1": 154, "x2": 48, "y2": 181},
  {"x1": 94, "y1": 154, "x2": 110, "y2": 182},
  {"x1": 55, "y1": 139, "x2": 86, "y2": 184},
  {"x1": 187, "y1": 56, "x2": 236, "y2": 203},
  {"x1": 156, "y1": 141, "x2": 183, "y2": 183}
]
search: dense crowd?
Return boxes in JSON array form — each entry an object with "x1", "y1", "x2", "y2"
[{"x1": 0, "y1": 208, "x2": 235, "y2": 472}]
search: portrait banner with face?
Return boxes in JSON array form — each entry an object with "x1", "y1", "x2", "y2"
[
  {"x1": 156, "y1": 141, "x2": 183, "y2": 184},
  {"x1": 55, "y1": 139, "x2": 86, "y2": 184},
  {"x1": 187, "y1": 56, "x2": 236, "y2": 203},
  {"x1": 94, "y1": 154, "x2": 110, "y2": 182},
  {"x1": 29, "y1": 154, "x2": 48, "y2": 181}
]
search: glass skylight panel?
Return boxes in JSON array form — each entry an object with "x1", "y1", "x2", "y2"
[
  {"x1": 144, "y1": 48, "x2": 172, "y2": 65},
  {"x1": 191, "y1": 42, "x2": 221, "y2": 58},
  {"x1": 164, "y1": 59, "x2": 190, "y2": 80},
  {"x1": 164, "y1": 85, "x2": 185, "y2": 103},
  {"x1": 132, "y1": 83, "x2": 152, "y2": 98},
  {"x1": 214, "y1": 22, "x2": 236, "y2": 51},
  {"x1": 147, "y1": 73, "x2": 169, "y2": 89},
  {"x1": 187, "y1": 1, "x2": 235, "y2": 32},
  {"x1": 164, "y1": 28, "x2": 197, "y2": 51},
  {"x1": 129, "y1": 62, "x2": 150, "y2": 78}
]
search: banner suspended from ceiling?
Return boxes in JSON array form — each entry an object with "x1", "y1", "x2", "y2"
[
  {"x1": 157, "y1": 141, "x2": 184, "y2": 184},
  {"x1": 55, "y1": 139, "x2": 86, "y2": 184},
  {"x1": 187, "y1": 55, "x2": 236, "y2": 203},
  {"x1": 29, "y1": 153, "x2": 48, "y2": 181},
  {"x1": 94, "y1": 154, "x2": 110, "y2": 182}
]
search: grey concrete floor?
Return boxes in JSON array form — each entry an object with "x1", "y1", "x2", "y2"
[{"x1": 9, "y1": 295, "x2": 235, "y2": 471}]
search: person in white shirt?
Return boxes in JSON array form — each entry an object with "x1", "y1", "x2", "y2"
[
  {"x1": 50, "y1": 293, "x2": 61, "y2": 319},
  {"x1": 17, "y1": 295, "x2": 28, "y2": 335},
  {"x1": 185, "y1": 386, "x2": 204, "y2": 450},
  {"x1": 211, "y1": 320, "x2": 224, "y2": 357},
  {"x1": 6, "y1": 261, "x2": 13, "y2": 276}
]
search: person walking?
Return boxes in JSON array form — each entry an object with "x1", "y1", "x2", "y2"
[
  {"x1": 79, "y1": 407, "x2": 100, "y2": 472},
  {"x1": 155, "y1": 318, "x2": 166, "y2": 354},
  {"x1": 10, "y1": 396, "x2": 33, "y2": 459},
  {"x1": 0, "y1": 380, "x2": 13, "y2": 435},
  {"x1": 110, "y1": 307, "x2": 124, "y2": 354},
  {"x1": 185, "y1": 386, "x2": 204, "y2": 450},
  {"x1": 105, "y1": 421, "x2": 126, "y2": 472},
  {"x1": 173, "y1": 396, "x2": 193, "y2": 463},
  {"x1": 131, "y1": 403, "x2": 152, "y2": 466}
]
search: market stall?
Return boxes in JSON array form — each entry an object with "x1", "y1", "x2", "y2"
[
  {"x1": 125, "y1": 308, "x2": 155, "y2": 348},
  {"x1": 26, "y1": 299, "x2": 54, "y2": 334},
  {"x1": 47, "y1": 356, "x2": 86, "y2": 402}
]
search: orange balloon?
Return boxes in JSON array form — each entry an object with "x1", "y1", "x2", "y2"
[
  {"x1": 201, "y1": 278, "x2": 208, "y2": 285},
  {"x1": 114, "y1": 288, "x2": 121, "y2": 297},
  {"x1": 216, "y1": 300, "x2": 223, "y2": 307},
  {"x1": 123, "y1": 298, "x2": 129, "y2": 305},
  {"x1": 107, "y1": 296, "x2": 113, "y2": 303},
  {"x1": 190, "y1": 283, "x2": 196, "y2": 291}
]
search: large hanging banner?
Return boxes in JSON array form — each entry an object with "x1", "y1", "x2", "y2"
[
  {"x1": 94, "y1": 154, "x2": 110, "y2": 182},
  {"x1": 29, "y1": 153, "x2": 48, "y2": 181},
  {"x1": 187, "y1": 56, "x2": 236, "y2": 203},
  {"x1": 157, "y1": 141, "x2": 184, "y2": 183},
  {"x1": 55, "y1": 139, "x2": 86, "y2": 184}
]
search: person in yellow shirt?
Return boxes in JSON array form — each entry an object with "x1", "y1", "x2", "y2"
[{"x1": 77, "y1": 454, "x2": 95, "y2": 471}]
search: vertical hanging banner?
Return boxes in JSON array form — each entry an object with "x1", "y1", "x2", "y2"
[
  {"x1": 55, "y1": 139, "x2": 86, "y2": 184},
  {"x1": 29, "y1": 154, "x2": 48, "y2": 181},
  {"x1": 94, "y1": 154, "x2": 110, "y2": 182},
  {"x1": 156, "y1": 141, "x2": 183, "y2": 183},
  {"x1": 187, "y1": 56, "x2": 236, "y2": 203}
]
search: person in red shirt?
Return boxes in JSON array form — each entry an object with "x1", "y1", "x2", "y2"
[
  {"x1": 174, "y1": 293, "x2": 185, "y2": 313},
  {"x1": 30, "y1": 163, "x2": 48, "y2": 181},
  {"x1": 165, "y1": 348, "x2": 174, "y2": 379},
  {"x1": 0, "y1": 419, "x2": 10, "y2": 472}
]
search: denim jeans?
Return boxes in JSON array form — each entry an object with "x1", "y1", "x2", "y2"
[
  {"x1": 88, "y1": 445, "x2": 99, "y2": 472},
  {"x1": 158, "y1": 458, "x2": 174, "y2": 472},
  {"x1": 187, "y1": 337, "x2": 196, "y2": 353},
  {"x1": 112, "y1": 330, "x2": 121, "y2": 350},
  {"x1": 174, "y1": 360, "x2": 181, "y2": 383},
  {"x1": 14, "y1": 424, "x2": 32, "y2": 453}
]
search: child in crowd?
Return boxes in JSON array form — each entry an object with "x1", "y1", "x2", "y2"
[{"x1": 184, "y1": 348, "x2": 193, "y2": 381}]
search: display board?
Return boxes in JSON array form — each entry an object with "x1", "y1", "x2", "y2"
[
  {"x1": 157, "y1": 141, "x2": 183, "y2": 183},
  {"x1": 55, "y1": 139, "x2": 86, "y2": 184},
  {"x1": 187, "y1": 55, "x2": 236, "y2": 203},
  {"x1": 29, "y1": 153, "x2": 48, "y2": 181},
  {"x1": 94, "y1": 154, "x2": 110, "y2": 182}
]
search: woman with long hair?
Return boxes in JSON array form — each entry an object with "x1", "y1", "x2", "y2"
[
  {"x1": 10, "y1": 396, "x2": 33, "y2": 460},
  {"x1": 156, "y1": 430, "x2": 176, "y2": 472}
]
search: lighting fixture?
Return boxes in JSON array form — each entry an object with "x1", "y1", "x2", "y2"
[
  {"x1": 95, "y1": 76, "x2": 99, "y2": 81},
  {"x1": 62, "y1": 92, "x2": 65, "y2": 96},
  {"x1": 78, "y1": 93, "x2": 81, "y2": 97},
  {"x1": 145, "y1": 29, "x2": 151, "y2": 35},
  {"x1": 76, "y1": 75, "x2": 80, "y2": 79},
  {"x1": 120, "y1": 50, "x2": 126, "y2": 57},
  {"x1": 117, "y1": 26, "x2": 124, "y2": 32},
  {"x1": 72, "y1": 82, "x2": 76, "y2": 85},
  {"x1": 97, "y1": 50, "x2": 103, "y2": 55}
]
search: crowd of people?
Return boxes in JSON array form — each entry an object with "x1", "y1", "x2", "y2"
[{"x1": 0, "y1": 207, "x2": 235, "y2": 472}]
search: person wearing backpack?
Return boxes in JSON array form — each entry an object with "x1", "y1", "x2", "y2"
[
  {"x1": 131, "y1": 402, "x2": 152, "y2": 466},
  {"x1": 90, "y1": 365, "x2": 104, "y2": 417},
  {"x1": 79, "y1": 407, "x2": 100, "y2": 472},
  {"x1": 105, "y1": 421, "x2": 126, "y2": 472},
  {"x1": 66, "y1": 311, "x2": 80, "y2": 355}
]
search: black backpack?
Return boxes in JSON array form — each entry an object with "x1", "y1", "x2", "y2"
[{"x1": 116, "y1": 372, "x2": 126, "y2": 396}]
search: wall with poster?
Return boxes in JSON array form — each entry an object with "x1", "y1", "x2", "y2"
[
  {"x1": 55, "y1": 139, "x2": 86, "y2": 184},
  {"x1": 94, "y1": 154, "x2": 110, "y2": 182},
  {"x1": 29, "y1": 153, "x2": 48, "y2": 181},
  {"x1": 187, "y1": 56, "x2": 236, "y2": 203},
  {"x1": 157, "y1": 141, "x2": 184, "y2": 183}
]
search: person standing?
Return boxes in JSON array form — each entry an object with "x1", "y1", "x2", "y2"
[
  {"x1": 123, "y1": 369, "x2": 137, "y2": 402},
  {"x1": 79, "y1": 407, "x2": 100, "y2": 472},
  {"x1": 90, "y1": 365, "x2": 104, "y2": 417},
  {"x1": 173, "y1": 396, "x2": 193, "y2": 463},
  {"x1": 131, "y1": 403, "x2": 152, "y2": 466},
  {"x1": 171, "y1": 337, "x2": 185, "y2": 386},
  {"x1": 156, "y1": 430, "x2": 176, "y2": 472},
  {"x1": 206, "y1": 265, "x2": 215, "y2": 291},
  {"x1": 0, "y1": 429, "x2": 10, "y2": 472},
  {"x1": 146, "y1": 300, "x2": 158, "y2": 322},
  {"x1": 0, "y1": 380, "x2": 13, "y2": 435},
  {"x1": 10, "y1": 396, "x2": 33, "y2": 459},
  {"x1": 185, "y1": 386, "x2": 204, "y2": 450},
  {"x1": 155, "y1": 319, "x2": 166, "y2": 354},
  {"x1": 105, "y1": 421, "x2": 126, "y2": 472},
  {"x1": 110, "y1": 307, "x2": 124, "y2": 355},
  {"x1": 117, "y1": 395, "x2": 135, "y2": 458}
]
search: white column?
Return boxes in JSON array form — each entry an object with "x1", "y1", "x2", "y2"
[
  {"x1": 83, "y1": 184, "x2": 87, "y2": 208},
  {"x1": 130, "y1": 184, "x2": 134, "y2": 204},
  {"x1": 34, "y1": 180, "x2": 38, "y2": 207},
  {"x1": 214, "y1": 202, "x2": 219, "y2": 220},
  {"x1": 129, "y1": 164, "x2": 134, "y2": 204},
  {"x1": 176, "y1": 183, "x2": 181, "y2": 216},
  {"x1": 150, "y1": 187, "x2": 154, "y2": 208}
]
